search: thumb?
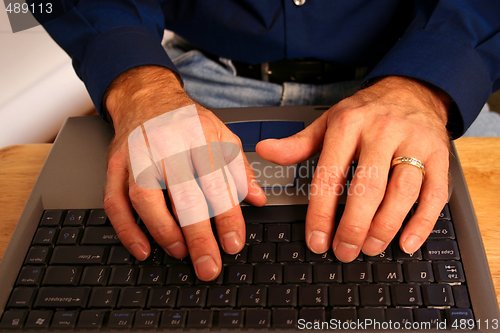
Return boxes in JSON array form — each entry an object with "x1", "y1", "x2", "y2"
[{"x1": 256, "y1": 112, "x2": 328, "y2": 165}]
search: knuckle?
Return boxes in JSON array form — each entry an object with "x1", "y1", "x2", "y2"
[
  {"x1": 374, "y1": 218, "x2": 401, "y2": 236},
  {"x1": 148, "y1": 222, "x2": 178, "y2": 244},
  {"x1": 314, "y1": 166, "x2": 345, "y2": 194},
  {"x1": 353, "y1": 172, "x2": 385, "y2": 194},
  {"x1": 129, "y1": 186, "x2": 158, "y2": 206},
  {"x1": 185, "y1": 234, "x2": 215, "y2": 252},
  {"x1": 341, "y1": 223, "x2": 368, "y2": 237},
  {"x1": 392, "y1": 172, "x2": 421, "y2": 200}
]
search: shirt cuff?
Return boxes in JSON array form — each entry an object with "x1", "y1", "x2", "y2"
[
  {"x1": 365, "y1": 29, "x2": 492, "y2": 138},
  {"x1": 79, "y1": 27, "x2": 177, "y2": 118}
]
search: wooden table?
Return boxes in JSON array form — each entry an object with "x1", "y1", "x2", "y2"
[{"x1": 1, "y1": 139, "x2": 499, "y2": 307}]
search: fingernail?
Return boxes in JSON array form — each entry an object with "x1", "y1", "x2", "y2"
[
  {"x1": 363, "y1": 236, "x2": 386, "y2": 255},
  {"x1": 166, "y1": 241, "x2": 187, "y2": 258},
  {"x1": 130, "y1": 243, "x2": 148, "y2": 261},
  {"x1": 334, "y1": 241, "x2": 359, "y2": 262},
  {"x1": 221, "y1": 231, "x2": 242, "y2": 254},
  {"x1": 403, "y1": 235, "x2": 421, "y2": 254},
  {"x1": 194, "y1": 255, "x2": 219, "y2": 280},
  {"x1": 308, "y1": 230, "x2": 329, "y2": 253}
]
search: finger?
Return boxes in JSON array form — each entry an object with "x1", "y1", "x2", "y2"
[
  {"x1": 333, "y1": 143, "x2": 394, "y2": 262},
  {"x1": 214, "y1": 205, "x2": 246, "y2": 254},
  {"x1": 256, "y1": 112, "x2": 328, "y2": 165},
  {"x1": 104, "y1": 152, "x2": 150, "y2": 261},
  {"x1": 305, "y1": 116, "x2": 357, "y2": 254},
  {"x1": 362, "y1": 153, "x2": 424, "y2": 256},
  {"x1": 400, "y1": 151, "x2": 449, "y2": 253},
  {"x1": 129, "y1": 180, "x2": 188, "y2": 259},
  {"x1": 220, "y1": 131, "x2": 266, "y2": 206},
  {"x1": 183, "y1": 220, "x2": 223, "y2": 281}
]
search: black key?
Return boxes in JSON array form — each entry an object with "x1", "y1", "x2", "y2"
[
  {"x1": 306, "y1": 249, "x2": 335, "y2": 262},
  {"x1": 118, "y1": 287, "x2": 148, "y2": 308},
  {"x1": 373, "y1": 262, "x2": 403, "y2": 282},
  {"x1": 245, "y1": 308, "x2": 270, "y2": 328},
  {"x1": 142, "y1": 244, "x2": 164, "y2": 265},
  {"x1": 278, "y1": 242, "x2": 305, "y2": 262},
  {"x1": 177, "y1": 286, "x2": 207, "y2": 307},
  {"x1": 359, "y1": 284, "x2": 390, "y2": 306},
  {"x1": 63, "y1": 209, "x2": 87, "y2": 226},
  {"x1": 413, "y1": 308, "x2": 441, "y2": 328},
  {"x1": 314, "y1": 262, "x2": 342, "y2": 283},
  {"x1": 423, "y1": 240, "x2": 460, "y2": 260},
  {"x1": 89, "y1": 287, "x2": 119, "y2": 308},
  {"x1": 51, "y1": 310, "x2": 78, "y2": 328},
  {"x1": 422, "y1": 284, "x2": 454, "y2": 306},
  {"x1": 8, "y1": 287, "x2": 36, "y2": 308},
  {"x1": 238, "y1": 285, "x2": 266, "y2": 307},
  {"x1": 0, "y1": 310, "x2": 27, "y2": 329},
  {"x1": 300, "y1": 308, "x2": 325, "y2": 324},
  {"x1": 358, "y1": 308, "x2": 385, "y2": 321},
  {"x1": 429, "y1": 219, "x2": 455, "y2": 239},
  {"x1": 108, "y1": 246, "x2": 133, "y2": 264},
  {"x1": 330, "y1": 308, "x2": 357, "y2": 323},
  {"x1": 42, "y1": 266, "x2": 82, "y2": 285},
  {"x1": 403, "y1": 261, "x2": 434, "y2": 282},
  {"x1": 57, "y1": 227, "x2": 82, "y2": 244},
  {"x1": 24, "y1": 310, "x2": 52, "y2": 329},
  {"x1": 87, "y1": 209, "x2": 108, "y2": 226},
  {"x1": 445, "y1": 308, "x2": 474, "y2": 326},
  {"x1": 225, "y1": 264, "x2": 253, "y2": 284},
  {"x1": 32, "y1": 228, "x2": 58, "y2": 245},
  {"x1": 254, "y1": 263, "x2": 282, "y2": 284},
  {"x1": 138, "y1": 266, "x2": 166, "y2": 285},
  {"x1": 77, "y1": 310, "x2": 106, "y2": 328},
  {"x1": 217, "y1": 310, "x2": 242, "y2": 328},
  {"x1": 439, "y1": 204, "x2": 451, "y2": 220},
  {"x1": 109, "y1": 266, "x2": 138, "y2": 285},
  {"x1": 222, "y1": 246, "x2": 248, "y2": 264},
  {"x1": 265, "y1": 224, "x2": 291, "y2": 242},
  {"x1": 108, "y1": 310, "x2": 134, "y2": 329},
  {"x1": 24, "y1": 246, "x2": 50, "y2": 264},
  {"x1": 272, "y1": 308, "x2": 297, "y2": 328},
  {"x1": 166, "y1": 264, "x2": 195, "y2": 285},
  {"x1": 250, "y1": 243, "x2": 276, "y2": 262},
  {"x1": 160, "y1": 310, "x2": 186, "y2": 328},
  {"x1": 246, "y1": 223, "x2": 263, "y2": 243},
  {"x1": 35, "y1": 287, "x2": 89, "y2": 307},
  {"x1": 393, "y1": 246, "x2": 423, "y2": 260},
  {"x1": 329, "y1": 284, "x2": 359, "y2": 306},
  {"x1": 148, "y1": 287, "x2": 178, "y2": 308},
  {"x1": 187, "y1": 309, "x2": 212, "y2": 328},
  {"x1": 299, "y1": 285, "x2": 328, "y2": 306},
  {"x1": 453, "y1": 285, "x2": 471, "y2": 308},
  {"x1": 50, "y1": 246, "x2": 107, "y2": 264},
  {"x1": 16, "y1": 266, "x2": 44, "y2": 286},
  {"x1": 284, "y1": 263, "x2": 312, "y2": 283},
  {"x1": 268, "y1": 285, "x2": 297, "y2": 307},
  {"x1": 386, "y1": 308, "x2": 413, "y2": 325},
  {"x1": 207, "y1": 286, "x2": 237, "y2": 307},
  {"x1": 81, "y1": 266, "x2": 110, "y2": 285},
  {"x1": 40, "y1": 209, "x2": 64, "y2": 226},
  {"x1": 134, "y1": 310, "x2": 160, "y2": 328},
  {"x1": 365, "y1": 247, "x2": 393, "y2": 261},
  {"x1": 433, "y1": 261, "x2": 465, "y2": 283},
  {"x1": 343, "y1": 262, "x2": 372, "y2": 282},
  {"x1": 391, "y1": 284, "x2": 422, "y2": 306},
  {"x1": 81, "y1": 226, "x2": 120, "y2": 245},
  {"x1": 292, "y1": 222, "x2": 305, "y2": 241}
]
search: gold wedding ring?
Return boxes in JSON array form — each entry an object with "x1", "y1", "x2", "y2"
[{"x1": 391, "y1": 156, "x2": 426, "y2": 176}]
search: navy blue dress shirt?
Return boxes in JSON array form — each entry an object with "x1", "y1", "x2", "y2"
[{"x1": 36, "y1": 0, "x2": 500, "y2": 136}]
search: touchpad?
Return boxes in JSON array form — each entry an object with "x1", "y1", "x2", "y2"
[{"x1": 246, "y1": 152, "x2": 297, "y2": 188}]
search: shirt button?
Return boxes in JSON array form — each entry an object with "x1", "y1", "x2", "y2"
[{"x1": 293, "y1": 0, "x2": 306, "y2": 6}]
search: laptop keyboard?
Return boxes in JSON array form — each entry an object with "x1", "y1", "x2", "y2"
[{"x1": 1, "y1": 205, "x2": 474, "y2": 329}]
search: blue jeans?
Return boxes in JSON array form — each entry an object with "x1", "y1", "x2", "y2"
[{"x1": 164, "y1": 39, "x2": 500, "y2": 136}]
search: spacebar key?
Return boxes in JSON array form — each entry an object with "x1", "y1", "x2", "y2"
[
  {"x1": 50, "y1": 246, "x2": 107, "y2": 264},
  {"x1": 35, "y1": 287, "x2": 90, "y2": 307}
]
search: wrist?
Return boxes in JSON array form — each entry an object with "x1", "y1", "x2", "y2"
[{"x1": 105, "y1": 66, "x2": 191, "y2": 128}]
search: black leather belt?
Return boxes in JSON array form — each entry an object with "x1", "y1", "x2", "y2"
[{"x1": 230, "y1": 59, "x2": 368, "y2": 85}]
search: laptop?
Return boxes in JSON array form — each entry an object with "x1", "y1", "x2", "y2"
[{"x1": 0, "y1": 106, "x2": 498, "y2": 332}]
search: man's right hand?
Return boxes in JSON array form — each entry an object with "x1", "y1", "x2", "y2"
[{"x1": 104, "y1": 66, "x2": 266, "y2": 281}]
